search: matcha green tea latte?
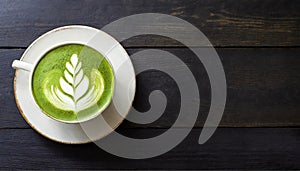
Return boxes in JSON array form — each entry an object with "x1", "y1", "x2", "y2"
[{"x1": 32, "y1": 44, "x2": 114, "y2": 123}]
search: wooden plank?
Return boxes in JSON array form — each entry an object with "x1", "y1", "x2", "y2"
[
  {"x1": 1, "y1": 48, "x2": 300, "y2": 128},
  {"x1": 0, "y1": 0, "x2": 299, "y2": 47},
  {"x1": 0, "y1": 49, "x2": 25, "y2": 128},
  {"x1": 0, "y1": 128, "x2": 299, "y2": 170}
]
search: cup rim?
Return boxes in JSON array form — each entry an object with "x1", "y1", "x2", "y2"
[{"x1": 17, "y1": 25, "x2": 119, "y2": 124}]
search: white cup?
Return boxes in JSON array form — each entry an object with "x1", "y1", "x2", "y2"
[{"x1": 12, "y1": 25, "x2": 118, "y2": 124}]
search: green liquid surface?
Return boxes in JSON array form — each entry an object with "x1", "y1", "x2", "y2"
[{"x1": 32, "y1": 44, "x2": 114, "y2": 122}]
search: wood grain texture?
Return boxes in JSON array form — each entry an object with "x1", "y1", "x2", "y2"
[
  {"x1": 0, "y1": 0, "x2": 299, "y2": 47},
  {"x1": 1, "y1": 48, "x2": 300, "y2": 128},
  {"x1": 0, "y1": 128, "x2": 299, "y2": 170},
  {"x1": 0, "y1": 0, "x2": 299, "y2": 170}
]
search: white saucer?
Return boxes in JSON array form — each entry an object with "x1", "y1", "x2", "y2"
[{"x1": 14, "y1": 26, "x2": 136, "y2": 144}]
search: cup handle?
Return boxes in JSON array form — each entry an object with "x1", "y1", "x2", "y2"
[{"x1": 12, "y1": 60, "x2": 34, "y2": 72}]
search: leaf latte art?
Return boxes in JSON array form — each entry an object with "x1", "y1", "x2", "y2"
[{"x1": 44, "y1": 54, "x2": 104, "y2": 113}]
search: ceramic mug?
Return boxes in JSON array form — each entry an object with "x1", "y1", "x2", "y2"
[{"x1": 12, "y1": 25, "x2": 118, "y2": 124}]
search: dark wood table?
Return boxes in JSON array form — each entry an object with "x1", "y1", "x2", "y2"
[{"x1": 0, "y1": 0, "x2": 299, "y2": 170}]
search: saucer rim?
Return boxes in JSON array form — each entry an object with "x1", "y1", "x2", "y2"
[{"x1": 13, "y1": 25, "x2": 136, "y2": 144}]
